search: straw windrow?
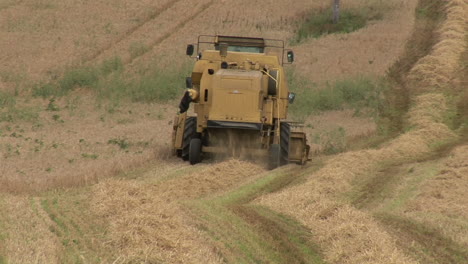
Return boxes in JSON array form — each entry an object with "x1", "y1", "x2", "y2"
[{"x1": 257, "y1": 0, "x2": 466, "y2": 263}]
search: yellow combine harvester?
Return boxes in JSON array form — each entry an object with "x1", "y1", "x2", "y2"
[{"x1": 172, "y1": 35, "x2": 310, "y2": 168}]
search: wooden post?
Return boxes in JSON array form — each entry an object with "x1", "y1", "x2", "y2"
[{"x1": 333, "y1": 0, "x2": 340, "y2": 24}]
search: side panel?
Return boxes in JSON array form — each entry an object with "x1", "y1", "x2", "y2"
[
  {"x1": 281, "y1": 122, "x2": 310, "y2": 165},
  {"x1": 288, "y1": 132, "x2": 307, "y2": 163},
  {"x1": 172, "y1": 112, "x2": 187, "y2": 149}
]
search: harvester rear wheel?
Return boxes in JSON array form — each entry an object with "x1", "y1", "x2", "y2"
[
  {"x1": 189, "y1": 138, "x2": 202, "y2": 165},
  {"x1": 181, "y1": 117, "x2": 196, "y2": 161},
  {"x1": 269, "y1": 123, "x2": 291, "y2": 169},
  {"x1": 268, "y1": 144, "x2": 281, "y2": 169},
  {"x1": 280, "y1": 122, "x2": 290, "y2": 165}
]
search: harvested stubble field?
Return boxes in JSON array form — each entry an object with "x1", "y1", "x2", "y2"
[{"x1": 0, "y1": 0, "x2": 467, "y2": 263}]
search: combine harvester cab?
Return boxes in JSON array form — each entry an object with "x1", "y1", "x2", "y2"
[{"x1": 172, "y1": 35, "x2": 310, "y2": 168}]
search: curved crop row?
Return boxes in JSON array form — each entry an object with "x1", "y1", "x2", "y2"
[{"x1": 258, "y1": 0, "x2": 466, "y2": 263}]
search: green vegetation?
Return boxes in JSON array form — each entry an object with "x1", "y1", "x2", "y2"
[
  {"x1": 415, "y1": 1, "x2": 446, "y2": 20},
  {"x1": 292, "y1": 4, "x2": 386, "y2": 43},
  {"x1": 95, "y1": 65, "x2": 185, "y2": 103},
  {"x1": 129, "y1": 42, "x2": 150, "y2": 59},
  {"x1": 287, "y1": 69, "x2": 396, "y2": 151},
  {"x1": 345, "y1": 160, "x2": 438, "y2": 211},
  {"x1": 81, "y1": 153, "x2": 99, "y2": 159},
  {"x1": 39, "y1": 192, "x2": 109, "y2": 263},
  {"x1": 52, "y1": 114, "x2": 63, "y2": 122},
  {"x1": 108, "y1": 137, "x2": 130, "y2": 150},
  {"x1": 46, "y1": 98, "x2": 60, "y2": 111},
  {"x1": 319, "y1": 127, "x2": 347, "y2": 155},
  {"x1": 59, "y1": 67, "x2": 99, "y2": 93},
  {"x1": 0, "y1": 91, "x2": 39, "y2": 124},
  {"x1": 32, "y1": 56, "x2": 189, "y2": 104},
  {"x1": 376, "y1": 213, "x2": 468, "y2": 264},
  {"x1": 100, "y1": 56, "x2": 123, "y2": 76},
  {"x1": 0, "y1": 106, "x2": 39, "y2": 123},
  {"x1": 32, "y1": 83, "x2": 57, "y2": 98},
  {"x1": 0, "y1": 91, "x2": 15, "y2": 108},
  {"x1": 287, "y1": 69, "x2": 388, "y2": 118}
]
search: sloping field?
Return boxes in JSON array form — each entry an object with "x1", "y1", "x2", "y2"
[
  {"x1": 0, "y1": 0, "x2": 467, "y2": 263},
  {"x1": 259, "y1": 1, "x2": 467, "y2": 263},
  {"x1": 0, "y1": 0, "x2": 417, "y2": 192}
]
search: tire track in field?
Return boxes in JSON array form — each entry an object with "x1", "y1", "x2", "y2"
[
  {"x1": 349, "y1": 1, "x2": 468, "y2": 262},
  {"x1": 91, "y1": 159, "x2": 266, "y2": 263},
  {"x1": 257, "y1": 0, "x2": 466, "y2": 262},
  {"x1": 125, "y1": 0, "x2": 216, "y2": 66},
  {"x1": 351, "y1": 143, "x2": 468, "y2": 264},
  {"x1": 1, "y1": 196, "x2": 61, "y2": 263},
  {"x1": 90, "y1": 159, "x2": 321, "y2": 263},
  {"x1": 351, "y1": 130, "x2": 468, "y2": 211},
  {"x1": 376, "y1": 213, "x2": 468, "y2": 264},
  {"x1": 188, "y1": 163, "x2": 326, "y2": 263},
  {"x1": 83, "y1": 0, "x2": 183, "y2": 63},
  {"x1": 87, "y1": 0, "x2": 215, "y2": 66}
]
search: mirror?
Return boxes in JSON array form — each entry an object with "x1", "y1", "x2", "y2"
[
  {"x1": 287, "y1": 50, "x2": 294, "y2": 63},
  {"x1": 186, "y1": 44, "x2": 194, "y2": 56},
  {"x1": 185, "y1": 77, "x2": 193, "y2": 88},
  {"x1": 288, "y1": 92, "x2": 296, "y2": 104}
]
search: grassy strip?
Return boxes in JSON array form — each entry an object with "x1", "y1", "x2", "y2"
[
  {"x1": 287, "y1": 70, "x2": 396, "y2": 154},
  {"x1": 347, "y1": 128, "x2": 465, "y2": 211},
  {"x1": 0, "y1": 106, "x2": 39, "y2": 123},
  {"x1": 188, "y1": 163, "x2": 325, "y2": 263},
  {"x1": 236, "y1": 205, "x2": 324, "y2": 264},
  {"x1": 346, "y1": 133, "x2": 467, "y2": 211},
  {"x1": 385, "y1": 0, "x2": 445, "y2": 133},
  {"x1": 0, "y1": 90, "x2": 40, "y2": 123},
  {"x1": 32, "y1": 56, "x2": 190, "y2": 104},
  {"x1": 345, "y1": 0, "x2": 464, "y2": 211},
  {"x1": 292, "y1": 2, "x2": 387, "y2": 44},
  {"x1": 39, "y1": 191, "x2": 110, "y2": 263},
  {"x1": 0, "y1": 91, "x2": 16, "y2": 108},
  {"x1": 454, "y1": 49, "x2": 468, "y2": 129},
  {"x1": 348, "y1": 160, "x2": 439, "y2": 211},
  {"x1": 375, "y1": 213, "x2": 468, "y2": 264},
  {"x1": 344, "y1": 153, "x2": 467, "y2": 262},
  {"x1": 287, "y1": 69, "x2": 389, "y2": 119}
]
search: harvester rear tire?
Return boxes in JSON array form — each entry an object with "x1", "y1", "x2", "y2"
[
  {"x1": 181, "y1": 117, "x2": 196, "y2": 161},
  {"x1": 280, "y1": 122, "x2": 290, "y2": 165},
  {"x1": 269, "y1": 123, "x2": 291, "y2": 169},
  {"x1": 189, "y1": 138, "x2": 202, "y2": 165},
  {"x1": 268, "y1": 144, "x2": 281, "y2": 169}
]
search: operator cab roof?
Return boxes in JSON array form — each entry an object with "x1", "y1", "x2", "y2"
[
  {"x1": 192, "y1": 35, "x2": 291, "y2": 64},
  {"x1": 214, "y1": 35, "x2": 265, "y2": 53}
]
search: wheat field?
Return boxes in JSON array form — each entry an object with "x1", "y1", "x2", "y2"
[{"x1": 0, "y1": 0, "x2": 467, "y2": 263}]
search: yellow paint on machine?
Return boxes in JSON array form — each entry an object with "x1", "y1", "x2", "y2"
[{"x1": 210, "y1": 70, "x2": 263, "y2": 122}]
